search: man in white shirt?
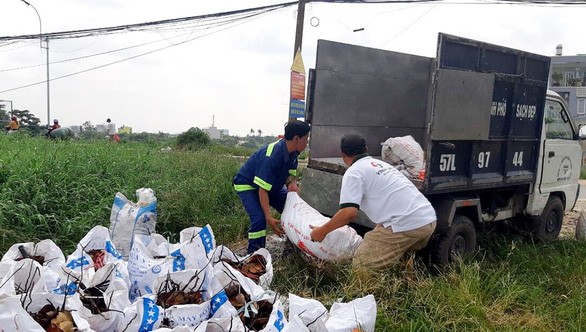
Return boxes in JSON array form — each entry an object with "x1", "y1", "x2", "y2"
[
  {"x1": 310, "y1": 134, "x2": 437, "y2": 274},
  {"x1": 106, "y1": 118, "x2": 117, "y2": 141}
]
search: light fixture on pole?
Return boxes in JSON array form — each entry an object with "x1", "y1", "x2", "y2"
[
  {"x1": 0, "y1": 100, "x2": 13, "y2": 117},
  {"x1": 20, "y1": 0, "x2": 50, "y2": 127}
]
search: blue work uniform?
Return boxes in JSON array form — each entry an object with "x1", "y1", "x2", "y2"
[{"x1": 233, "y1": 139, "x2": 298, "y2": 253}]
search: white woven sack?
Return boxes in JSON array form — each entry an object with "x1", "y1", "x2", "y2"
[
  {"x1": 109, "y1": 188, "x2": 157, "y2": 260},
  {"x1": 381, "y1": 135, "x2": 424, "y2": 177},
  {"x1": 281, "y1": 192, "x2": 362, "y2": 261}
]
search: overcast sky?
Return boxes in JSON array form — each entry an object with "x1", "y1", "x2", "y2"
[{"x1": 1, "y1": 0, "x2": 585, "y2": 136}]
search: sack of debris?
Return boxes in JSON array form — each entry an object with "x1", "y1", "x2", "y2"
[
  {"x1": 0, "y1": 239, "x2": 65, "y2": 274},
  {"x1": 25, "y1": 291, "x2": 94, "y2": 331},
  {"x1": 281, "y1": 192, "x2": 362, "y2": 261},
  {"x1": 288, "y1": 293, "x2": 377, "y2": 332},
  {"x1": 109, "y1": 188, "x2": 157, "y2": 259},
  {"x1": 127, "y1": 235, "x2": 207, "y2": 303},
  {"x1": 78, "y1": 262, "x2": 130, "y2": 332},
  {"x1": 381, "y1": 135, "x2": 424, "y2": 178},
  {"x1": 212, "y1": 245, "x2": 273, "y2": 290},
  {"x1": 64, "y1": 226, "x2": 128, "y2": 289}
]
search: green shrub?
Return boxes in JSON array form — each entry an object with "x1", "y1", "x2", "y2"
[{"x1": 176, "y1": 128, "x2": 210, "y2": 151}]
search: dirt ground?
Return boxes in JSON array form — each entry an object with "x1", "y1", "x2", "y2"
[{"x1": 561, "y1": 199, "x2": 586, "y2": 239}]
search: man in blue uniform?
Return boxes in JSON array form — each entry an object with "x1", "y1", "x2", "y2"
[{"x1": 234, "y1": 120, "x2": 311, "y2": 253}]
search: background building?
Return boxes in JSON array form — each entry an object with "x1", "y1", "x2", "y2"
[
  {"x1": 202, "y1": 116, "x2": 229, "y2": 139},
  {"x1": 118, "y1": 125, "x2": 132, "y2": 134},
  {"x1": 549, "y1": 45, "x2": 586, "y2": 121}
]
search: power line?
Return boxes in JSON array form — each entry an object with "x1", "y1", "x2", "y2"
[
  {"x1": 381, "y1": 4, "x2": 436, "y2": 47},
  {"x1": 0, "y1": 1, "x2": 297, "y2": 41},
  {"x1": 309, "y1": 0, "x2": 586, "y2": 4},
  {"x1": 0, "y1": 5, "x2": 290, "y2": 94}
]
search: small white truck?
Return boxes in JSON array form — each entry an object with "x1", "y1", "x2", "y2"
[{"x1": 300, "y1": 33, "x2": 582, "y2": 265}]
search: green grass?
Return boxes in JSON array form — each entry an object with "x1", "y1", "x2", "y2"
[
  {"x1": 271, "y1": 237, "x2": 586, "y2": 331},
  {"x1": 1, "y1": 134, "x2": 586, "y2": 330},
  {"x1": 0, "y1": 135, "x2": 247, "y2": 252}
]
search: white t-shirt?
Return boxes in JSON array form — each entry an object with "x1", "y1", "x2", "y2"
[
  {"x1": 107, "y1": 122, "x2": 117, "y2": 135},
  {"x1": 340, "y1": 155, "x2": 436, "y2": 232}
]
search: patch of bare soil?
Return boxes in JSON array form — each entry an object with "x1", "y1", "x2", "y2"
[{"x1": 561, "y1": 200, "x2": 586, "y2": 239}]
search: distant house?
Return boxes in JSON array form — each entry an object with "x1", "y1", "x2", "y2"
[
  {"x1": 118, "y1": 125, "x2": 132, "y2": 134},
  {"x1": 68, "y1": 126, "x2": 82, "y2": 133},
  {"x1": 95, "y1": 124, "x2": 107, "y2": 133},
  {"x1": 549, "y1": 45, "x2": 586, "y2": 120}
]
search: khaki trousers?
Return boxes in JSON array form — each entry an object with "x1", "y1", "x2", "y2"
[{"x1": 352, "y1": 221, "x2": 436, "y2": 272}]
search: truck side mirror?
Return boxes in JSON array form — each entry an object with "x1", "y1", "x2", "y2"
[{"x1": 579, "y1": 124, "x2": 586, "y2": 140}]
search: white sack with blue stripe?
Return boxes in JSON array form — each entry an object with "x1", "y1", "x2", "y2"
[
  {"x1": 127, "y1": 233, "x2": 211, "y2": 303},
  {"x1": 64, "y1": 225, "x2": 129, "y2": 288},
  {"x1": 109, "y1": 188, "x2": 157, "y2": 259}
]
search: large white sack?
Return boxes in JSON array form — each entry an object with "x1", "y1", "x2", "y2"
[
  {"x1": 109, "y1": 188, "x2": 157, "y2": 259},
  {"x1": 0, "y1": 258, "x2": 45, "y2": 296},
  {"x1": 288, "y1": 293, "x2": 328, "y2": 332},
  {"x1": 64, "y1": 225, "x2": 129, "y2": 290},
  {"x1": 325, "y1": 294, "x2": 377, "y2": 332},
  {"x1": 0, "y1": 239, "x2": 65, "y2": 277},
  {"x1": 117, "y1": 296, "x2": 164, "y2": 331},
  {"x1": 193, "y1": 316, "x2": 245, "y2": 332},
  {"x1": 212, "y1": 245, "x2": 273, "y2": 290},
  {"x1": 128, "y1": 235, "x2": 207, "y2": 302},
  {"x1": 281, "y1": 192, "x2": 362, "y2": 261},
  {"x1": 212, "y1": 260, "x2": 266, "y2": 301},
  {"x1": 288, "y1": 293, "x2": 377, "y2": 332},
  {"x1": 26, "y1": 292, "x2": 95, "y2": 331},
  {"x1": 381, "y1": 135, "x2": 424, "y2": 178},
  {"x1": 0, "y1": 240, "x2": 66, "y2": 294},
  {"x1": 0, "y1": 294, "x2": 45, "y2": 331},
  {"x1": 151, "y1": 268, "x2": 213, "y2": 328},
  {"x1": 78, "y1": 263, "x2": 130, "y2": 332}
]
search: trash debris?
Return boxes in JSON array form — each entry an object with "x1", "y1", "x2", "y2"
[{"x1": 0, "y1": 200, "x2": 377, "y2": 331}]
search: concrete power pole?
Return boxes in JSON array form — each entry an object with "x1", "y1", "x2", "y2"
[
  {"x1": 293, "y1": 0, "x2": 306, "y2": 59},
  {"x1": 289, "y1": 0, "x2": 306, "y2": 122}
]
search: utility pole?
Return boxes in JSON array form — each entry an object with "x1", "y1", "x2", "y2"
[
  {"x1": 44, "y1": 37, "x2": 50, "y2": 127},
  {"x1": 20, "y1": 0, "x2": 50, "y2": 127},
  {"x1": 289, "y1": 0, "x2": 306, "y2": 122},
  {"x1": 293, "y1": 0, "x2": 306, "y2": 59},
  {"x1": 0, "y1": 100, "x2": 13, "y2": 117}
]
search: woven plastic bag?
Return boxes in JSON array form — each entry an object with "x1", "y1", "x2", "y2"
[
  {"x1": 381, "y1": 135, "x2": 424, "y2": 178},
  {"x1": 281, "y1": 192, "x2": 362, "y2": 261},
  {"x1": 109, "y1": 188, "x2": 157, "y2": 259}
]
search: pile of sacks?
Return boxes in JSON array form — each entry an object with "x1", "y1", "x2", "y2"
[{"x1": 0, "y1": 188, "x2": 376, "y2": 331}]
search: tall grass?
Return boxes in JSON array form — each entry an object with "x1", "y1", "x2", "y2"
[
  {"x1": 271, "y1": 236, "x2": 586, "y2": 331},
  {"x1": 0, "y1": 134, "x2": 247, "y2": 253},
  {"x1": 1, "y1": 134, "x2": 586, "y2": 330}
]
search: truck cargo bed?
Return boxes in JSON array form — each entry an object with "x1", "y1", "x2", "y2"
[{"x1": 306, "y1": 34, "x2": 550, "y2": 195}]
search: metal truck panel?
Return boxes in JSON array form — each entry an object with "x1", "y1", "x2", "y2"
[
  {"x1": 300, "y1": 167, "x2": 376, "y2": 228},
  {"x1": 430, "y1": 69, "x2": 494, "y2": 141},
  {"x1": 308, "y1": 39, "x2": 433, "y2": 159},
  {"x1": 309, "y1": 125, "x2": 426, "y2": 160}
]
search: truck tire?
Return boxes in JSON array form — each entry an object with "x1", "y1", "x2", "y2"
[
  {"x1": 529, "y1": 196, "x2": 564, "y2": 241},
  {"x1": 430, "y1": 215, "x2": 477, "y2": 266}
]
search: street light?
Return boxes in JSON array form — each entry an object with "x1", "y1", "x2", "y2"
[
  {"x1": 20, "y1": 0, "x2": 50, "y2": 127},
  {"x1": 0, "y1": 100, "x2": 13, "y2": 117}
]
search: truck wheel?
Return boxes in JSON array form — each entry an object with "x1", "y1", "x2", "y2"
[
  {"x1": 529, "y1": 196, "x2": 564, "y2": 241},
  {"x1": 430, "y1": 215, "x2": 477, "y2": 266}
]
